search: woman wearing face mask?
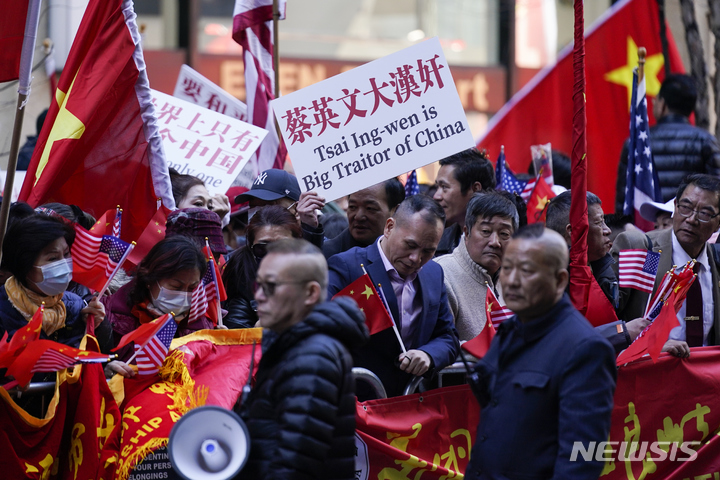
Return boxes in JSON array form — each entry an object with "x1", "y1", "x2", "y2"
[
  {"x1": 102, "y1": 235, "x2": 211, "y2": 364},
  {"x1": 222, "y1": 206, "x2": 302, "y2": 329},
  {"x1": 0, "y1": 214, "x2": 109, "y2": 352}
]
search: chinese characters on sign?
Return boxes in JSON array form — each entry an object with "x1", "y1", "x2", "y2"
[
  {"x1": 271, "y1": 37, "x2": 473, "y2": 201},
  {"x1": 174, "y1": 64, "x2": 248, "y2": 122},
  {"x1": 151, "y1": 89, "x2": 267, "y2": 196}
]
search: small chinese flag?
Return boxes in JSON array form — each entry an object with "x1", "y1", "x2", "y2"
[
  {"x1": 526, "y1": 176, "x2": 556, "y2": 224},
  {"x1": 126, "y1": 205, "x2": 172, "y2": 267},
  {"x1": 332, "y1": 274, "x2": 393, "y2": 335},
  {"x1": 462, "y1": 321, "x2": 496, "y2": 359},
  {"x1": 616, "y1": 292, "x2": 680, "y2": 366},
  {"x1": 486, "y1": 285, "x2": 514, "y2": 329},
  {"x1": 0, "y1": 304, "x2": 44, "y2": 368}
]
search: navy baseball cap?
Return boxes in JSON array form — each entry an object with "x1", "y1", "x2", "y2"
[{"x1": 234, "y1": 169, "x2": 301, "y2": 203}]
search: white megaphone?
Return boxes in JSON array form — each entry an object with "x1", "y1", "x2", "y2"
[{"x1": 168, "y1": 405, "x2": 250, "y2": 480}]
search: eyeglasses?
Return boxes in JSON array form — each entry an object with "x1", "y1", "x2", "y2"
[
  {"x1": 251, "y1": 243, "x2": 269, "y2": 259},
  {"x1": 676, "y1": 203, "x2": 720, "y2": 223},
  {"x1": 253, "y1": 279, "x2": 308, "y2": 297},
  {"x1": 286, "y1": 201, "x2": 298, "y2": 216}
]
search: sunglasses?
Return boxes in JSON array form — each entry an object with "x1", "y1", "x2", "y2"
[
  {"x1": 253, "y1": 279, "x2": 308, "y2": 297},
  {"x1": 251, "y1": 242, "x2": 269, "y2": 259}
]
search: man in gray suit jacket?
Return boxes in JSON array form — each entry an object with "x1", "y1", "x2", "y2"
[{"x1": 611, "y1": 174, "x2": 720, "y2": 357}]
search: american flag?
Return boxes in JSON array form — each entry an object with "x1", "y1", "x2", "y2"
[
  {"x1": 112, "y1": 208, "x2": 122, "y2": 238},
  {"x1": 520, "y1": 177, "x2": 537, "y2": 202},
  {"x1": 405, "y1": 170, "x2": 420, "y2": 196},
  {"x1": 622, "y1": 70, "x2": 662, "y2": 230},
  {"x1": 134, "y1": 317, "x2": 177, "y2": 375},
  {"x1": 31, "y1": 348, "x2": 76, "y2": 373},
  {"x1": 485, "y1": 285, "x2": 513, "y2": 328},
  {"x1": 72, "y1": 223, "x2": 131, "y2": 291},
  {"x1": 232, "y1": 0, "x2": 287, "y2": 172},
  {"x1": 188, "y1": 247, "x2": 227, "y2": 324},
  {"x1": 495, "y1": 148, "x2": 528, "y2": 196},
  {"x1": 619, "y1": 249, "x2": 660, "y2": 293}
]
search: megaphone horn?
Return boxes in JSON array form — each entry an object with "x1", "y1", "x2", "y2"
[{"x1": 168, "y1": 405, "x2": 250, "y2": 480}]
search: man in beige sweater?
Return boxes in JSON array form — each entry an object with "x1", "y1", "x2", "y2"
[{"x1": 434, "y1": 192, "x2": 518, "y2": 340}]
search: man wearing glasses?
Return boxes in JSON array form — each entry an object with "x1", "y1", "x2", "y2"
[
  {"x1": 612, "y1": 174, "x2": 720, "y2": 355},
  {"x1": 236, "y1": 238, "x2": 369, "y2": 479}
]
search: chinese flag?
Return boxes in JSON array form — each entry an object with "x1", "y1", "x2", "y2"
[
  {"x1": 112, "y1": 314, "x2": 173, "y2": 352},
  {"x1": 616, "y1": 292, "x2": 680, "y2": 365},
  {"x1": 0, "y1": 0, "x2": 29, "y2": 83},
  {"x1": 462, "y1": 321, "x2": 496, "y2": 359},
  {"x1": 526, "y1": 176, "x2": 555, "y2": 224},
  {"x1": 332, "y1": 274, "x2": 393, "y2": 335},
  {"x1": 19, "y1": 0, "x2": 173, "y2": 243},
  {"x1": 478, "y1": 0, "x2": 684, "y2": 209},
  {"x1": 126, "y1": 204, "x2": 171, "y2": 267},
  {"x1": 0, "y1": 304, "x2": 44, "y2": 368}
]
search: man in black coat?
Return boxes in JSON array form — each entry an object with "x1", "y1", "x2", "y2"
[
  {"x1": 616, "y1": 74, "x2": 720, "y2": 212},
  {"x1": 235, "y1": 238, "x2": 369, "y2": 480}
]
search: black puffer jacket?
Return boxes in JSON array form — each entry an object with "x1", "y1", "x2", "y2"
[
  {"x1": 236, "y1": 297, "x2": 369, "y2": 480},
  {"x1": 616, "y1": 114, "x2": 720, "y2": 213}
]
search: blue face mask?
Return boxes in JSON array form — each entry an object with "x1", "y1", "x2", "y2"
[
  {"x1": 35, "y1": 258, "x2": 73, "y2": 296},
  {"x1": 152, "y1": 285, "x2": 192, "y2": 315}
]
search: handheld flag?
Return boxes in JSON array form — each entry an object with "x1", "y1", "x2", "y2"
[
  {"x1": 485, "y1": 286, "x2": 513, "y2": 329},
  {"x1": 0, "y1": 304, "x2": 44, "y2": 367},
  {"x1": 134, "y1": 318, "x2": 177, "y2": 375},
  {"x1": 405, "y1": 170, "x2": 420, "y2": 196},
  {"x1": 127, "y1": 204, "x2": 172, "y2": 267},
  {"x1": 112, "y1": 314, "x2": 174, "y2": 353},
  {"x1": 616, "y1": 292, "x2": 680, "y2": 365},
  {"x1": 622, "y1": 66, "x2": 662, "y2": 231},
  {"x1": 618, "y1": 249, "x2": 660, "y2": 292},
  {"x1": 462, "y1": 322, "x2": 496, "y2": 359},
  {"x1": 72, "y1": 219, "x2": 132, "y2": 292},
  {"x1": 495, "y1": 147, "x2": 528, "y2": 195},
  {"x1": 526, "y1": 176, "x2": 556, "y2": 224},
  {"x1": 332, "y1": 274, "x2": 393, "y2": 335},
  {"x1": 188, "y1": 246, "x2": 228, "y2": 325}
]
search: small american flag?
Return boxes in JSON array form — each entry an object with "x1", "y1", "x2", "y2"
[
  {"x1": 619, "y1": 249, "x2": 660, "y2": 293},
  {"x1": 100, "y1": 235, "x2": 130, "y2": 276},
  {"x1": 520, "y1": 177, "x2": 537, "y2": 202},
  {"x1": 32, "y1": 348, "x2": 76, "y2": 373},
  {"x1": 188, "y1": 247, "x2": 227, "y2": 324},
  {"x1": 495, "y1": 150, "x2": 528, "y2": 196},
  {"x1": 134, "y1": 317, "x2": 177, "y2": 375},
  {"x1": 112, "y1": 208, "x2": 122, "y2": 238},
  {"x1": 486, "y1": 285, "x2": 513, "y2": 328},
  {"x1": 405, "y1": 170, "x2": 420, "y2": 196}
]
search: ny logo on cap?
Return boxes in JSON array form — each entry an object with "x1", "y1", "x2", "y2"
[{"x1": 255, "y1": 172, "x2": 268, "y2": 185}]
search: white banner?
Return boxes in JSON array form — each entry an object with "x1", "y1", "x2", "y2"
[
  {"x1": 173, "y1": 64, "x2": 248, "y2": 122},
  {"x1": 151, "y1": 89, "x2": 267, "y2": 196},
  {"x1": 271, "y1": 37, "x2": 473, "y2": 201}
]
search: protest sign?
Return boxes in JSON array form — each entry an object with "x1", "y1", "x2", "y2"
[
  {"x1": 0, "y1": 170, "x2": 26, "y2": 202},
  {"x1": 173, "y1": 64, "x2": 248, "y2": 122},
  {"x1": 271, "y1": 37, "x2": 473, "y2": 201},
  {"x1": 151, "y1": 89, "x2": 267, "y2": 196}
]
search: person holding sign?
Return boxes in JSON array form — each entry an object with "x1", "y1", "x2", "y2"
[
  {"x1": 433, "y1": 148, "x2": 496, "y2": 257},
  {"x1": 327, "y1": 195, "x2": 459, "y2": 399},
  {"x1": 234, "y1": 169, "x2": 327, "y2": 248}
]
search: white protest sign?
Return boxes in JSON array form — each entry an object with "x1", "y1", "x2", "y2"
[
  {"x1": 151, "y1": 89, "x2": 267, "y2": 196},
  {"x1": 173, "y1": 64, "x2": 248, "y2": 122},
  {"x1": 271, "y1": 37, "x2": 473, "y2": 201},
  {"x1": 0, "y1": 170, "x2": 26, "y2": 202}
]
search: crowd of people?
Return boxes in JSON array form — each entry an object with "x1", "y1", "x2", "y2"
[{"x1": 2, "y1": 72, "x2": 720, "y2": 479}]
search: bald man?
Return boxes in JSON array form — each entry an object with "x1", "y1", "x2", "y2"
[
  {"x1": 465, "y1": 225, "x2": 617, "y2": 480},
  {"x1": 235, "y1": 238, "x2": 370, "y2": 480}
]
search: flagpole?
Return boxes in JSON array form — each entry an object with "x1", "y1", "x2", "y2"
[
  {"x1": 637, "y1": 47, "x2": 646, "y2": 83},
  {"x1": 0, "y1": 0, "x2": 43, "y2": 261},
  {"x1": 359, "y1": 263, "x2": 406, "y2": 353},
  {"x1": 97, "y1": 242, "x2": 136, "y2": 298},
  {"x1": 273, "y1": 0, "x2": 280, "y2": 100}
]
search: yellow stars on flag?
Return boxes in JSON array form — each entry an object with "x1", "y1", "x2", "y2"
[
  {"x1": 535, "y1": 196, "x2": 550, "y2": 211},
  {"x1": 604, "y1": 36, "x2": 664, "y2": 109},
  {"x1": 35, "y1": 74, "x2": 86, "y2": 186},
  {"x1": 362, "y1": 285, "x2": 373, "y2": 299}
]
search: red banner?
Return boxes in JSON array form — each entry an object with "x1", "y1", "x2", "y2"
[{"x1": 0, "y1": 338, "x2": 121, "y2": 479}]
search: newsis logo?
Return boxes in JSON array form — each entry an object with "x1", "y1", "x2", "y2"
[{"x1": 570, "y1": 441, "x2": 700, "y2": 462}]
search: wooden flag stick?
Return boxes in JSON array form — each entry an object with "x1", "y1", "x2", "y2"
[{"x1": 638, "y1": 47, "x2": 647, "y2": 83}]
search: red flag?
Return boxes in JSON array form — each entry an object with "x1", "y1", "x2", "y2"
[
  {"x1": 126, "y1": 204, "x2": 171, "y2": 267},
  {"x1": 112, "y1": 314, "x2": 173, "y2": 352},
  {"x1": 462, "y1": 322, "x2": 496, "y2": 359},
  {"x1": 526, "y1": 176, "x2": 556, "y2": 224},
  {"x1": 0, "y1": 0, "x2": 29, "y2": 83},
  {"x1": 6, "y1": 339, "x2": 110, "y2": 386},
  {"x1": 332, "y1": 274, "x2": 393, "y2": 335},
  {"x1": 19, "y1": 0, "x2": 174, "y2": 242},
  {"x1": 232, "y1": 0, "x2": 288, "y2": 172},
  {"x1": 616, "y1": 291, "x2": 681, "y2": 365},
  {"x1": 478, "y1": 0, "x2": 684, "y2": 209},
  {"x1": 0, "y1": 305, "x2": 44, "y2": 368},
  {"x1": 485, "y1": 286, "x2": 513, "y2": 328}
]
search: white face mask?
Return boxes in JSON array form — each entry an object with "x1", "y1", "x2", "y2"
[
  {"x1": 152, "y1": 285, "x2": 192, "y2": 315},
  {"x1": 248, "y1": 206, "x2": 260, "y2": 222},
  {"x1": 35, "y1": 258, "x2": 73, "y2": 296}
]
